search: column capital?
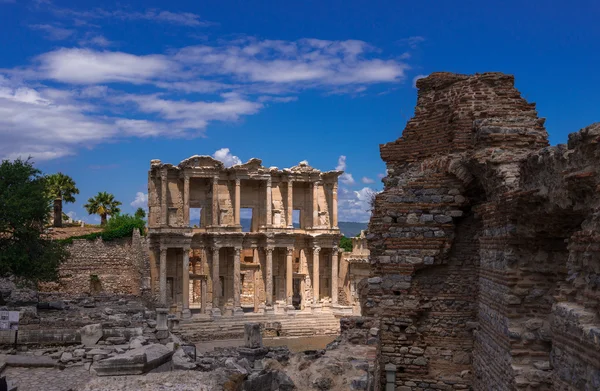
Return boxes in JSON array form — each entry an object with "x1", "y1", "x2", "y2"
[
  {"x1": 159, "y1": 246, "x2": 168, "y2": 254},
  {"x1": 265, "y1": 246, "x2": 274, "y2": 255},
  {"x1": 234, "y1": 247, "x2": 242, "y2": 256},
  {"x1": 182, "y1": 246, "x2": 191, "y2": 252},
  {"x1": 213, "y1": 176, "x2": 219, "y2": 184},
  {"x1": 212, "y1": 245, "x2": 221, "y2": 252},
  {"x1": 161, "y1": 168, "x2": 168, "y2": 179},
  {"x1": 332, "y1": 246, "x2": 339, "y2": 253},
  {"x1": 313, "y1": 246, "x2": 321, "y2": 254},
  {"x1": 266, "y1": 177, "x2": 272, "y2": 186},
  {"x1": 235, "y1": 178, "x2": 241, "y2": 186},
  {"x1": 286, "y1": 247, "x2": 294, "y2": 255}
]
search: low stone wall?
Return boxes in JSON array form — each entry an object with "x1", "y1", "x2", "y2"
[
  {"x1": 40, "y1": 230, "x2": 148, "y2": 296},
  {"x1": 339, "y1": 316, "x2": 379, "y2": 346}
]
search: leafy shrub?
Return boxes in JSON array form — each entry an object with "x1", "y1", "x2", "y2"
[
  {"x1": 58, "y1": 213, "x2": 145, "y2": 244},
  {"x1": 339, "y1": 236, "x2": 353, "y2": 252}
]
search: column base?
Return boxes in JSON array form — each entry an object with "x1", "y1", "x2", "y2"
[
  {"x1": 156, "y1": 307, "x2": 169, "y2": 331},
  {"x1": 257, "y1": 303, "x2": 266, "y2": 315},
  {"x1": 311, "y1": 303, "x2": 323, "y2": 313},
  {"x1": 211, "y1": 308, "x2": 222, "y2": 318},
  {"x1": 181, "y1": 309, "x2": 191, "y2": 319},
  {"x1": 233, "y1": 307, "x2": 244, "y2": 317},
  {"x1": 265, "y1": 305, "x2": 275, "y2": 315}
]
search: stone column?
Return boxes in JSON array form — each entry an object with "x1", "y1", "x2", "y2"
[
  {"x1": 287, "y1": 179, "x2": 293, "y2": 228},
  {"x1": 332, "y1": 182, "x2": 338, "y2": 229},
  {"x1": 331, "y1": 247, "x2": 339, "y2": 305},
  {"x1": 159, "y1": 246, "x2": 167, "y2": 306},
  {"x1": 212, "y1": 177, "x2": 219, "y2": 226},
  {"x1": 234, "y1": 178, "x2": 241, "y2": 226},
  {"x1": 253, "y1": 248, "x2": 259, "y2": 312},
  {"x1": 183, "y1": 173, "x2": 190, "y2": 226},
  {"x1": 212, "y1": 246, "x2": 221, "y2": 316},
  {"x1": 266, "y1": 178, "x2": 272, "y2": 227},
  {"x1": 161, "y1": 169, "x2": 168, "y2": 226},
  {"x1": 312, "y1": 246, "x2": 320, "y2": 304},
  {"x1": 233, "y1": 247, "x2": 243, "y2": 316},
  {"x1": 286, "y1": 247, "x2": 294, "y2": 308},
  {"x1": 182, "y1": 247, "x2": 191, "y2": 318},
  {"x1": 265, "y1": 247, "x2": 274, "y2": 307},
  {"x1": 312, "y1": 181, "x2": 319, "y2": 228}
]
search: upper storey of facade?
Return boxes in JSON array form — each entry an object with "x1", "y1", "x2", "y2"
[{"x1": 148, "y1": 155, "x2": 342, "y2": 235}]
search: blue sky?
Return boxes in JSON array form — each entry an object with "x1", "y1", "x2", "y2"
[{"x1": 0, "y1": 0, "x2": 598, "y2": 223}]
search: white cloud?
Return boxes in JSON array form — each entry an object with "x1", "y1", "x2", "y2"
[
  {"x1": 0, "y1": 36, "x2": 409, "y2": 161},
  {"x1": 399, "y1": 36, "x2": 425, "y2": 49},
  {"x1": 79, "y1": 35, "x2": 113, "y2": 47},
  {"x1": 361, "y1": 176, "x2": 374, "y2": 184},
  {"x1": 412, "y1": 74, "x2": 428, "y2": 88},
  {"x1": 335, "y1": 155, "x2": 355, "y2": 185},
  {"x1": 37, "y1": 48, "x2": 174, "y2": 84},
  {"x1": 50, "y1": 6, "x2": 211, "y2": 27},
  {"x1": 131, "y1": 192, "x2": 148, "y2": 209},
  {"x1": 29, "y1": 24, "x2": 75, "y2": 40},
  {"x1": 66, "y1": 211, "x2": 77, "y2": 221},
  {"x1": 213, "y1": 148, "x2": 242, "y2": 167},
  {"x1": 336, "y1": 155, "x2": 347, "y2": 171},
  {"x1": 337, "y1": 186, "x2": 379, "y2": 222},
  {"x1": 174, "y1": 38, "x2": 408, "y2": 90},
  {"x1": 340, "y1": 173, "x2": 355, "y2": 185}
]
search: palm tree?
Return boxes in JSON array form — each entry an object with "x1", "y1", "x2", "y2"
[
  {"x1": 84, "y1": 192, "x2": 122, "y2": 226},
  {"x1": 46, "y1": 173, "x2": 79, "y2": 228},
  {"x1": 134, "y1": 207, "x2": 146, "y2": 219}
]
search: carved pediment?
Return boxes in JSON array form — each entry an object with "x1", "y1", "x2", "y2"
[
  {"x1": 178, "y1": 155, "x2": 224, "y2": 169},
  {"x1": 289, "y1": 160, "x2": 320, "y2": 174},
  {"x1": 233, "y1": 158, "x2": 264, "y2": 171}
]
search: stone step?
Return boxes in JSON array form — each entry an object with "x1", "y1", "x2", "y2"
[{"x1": 175, "y1": 313, "x2": 340, "y2": 341}]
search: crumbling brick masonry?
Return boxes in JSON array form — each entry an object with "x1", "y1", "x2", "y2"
[{"x1": 364, "y1": 72, "x2": 600, "y2": 390}]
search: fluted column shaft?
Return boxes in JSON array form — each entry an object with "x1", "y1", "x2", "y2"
[
  {"x1": 313, "y1": 247, "x2": 320, "y2": 303},
  {"x1": 212, "y1": 246, "x2": 220, "y2": 308},
  {"x1": 159, "y1": 247, "x2": 167, "y2": 306},
  {"x1": 266, "y1": 247, "x2": 273, "y2": 306},
  {"x1": 286, "y1": 247, "x2": 294, "y2": 306},
  {"x1": 182, "y1": 247, "x2": 191, "y2": 317},
  {"x1": 287, "y1": 180, "x2": 293, "y2": 228},
  {"x1": 233, "y1": 247, "x2": 241, "y2": 309},
  {"x1": 234, "y1": 178, "x2": 241, "y2": 226},
  {"x1": 331, "y1": 247, "x2": 339, "y2": 305},
  {"x1": 212, "y1": 177, "x2": 219, "y2": 226}
]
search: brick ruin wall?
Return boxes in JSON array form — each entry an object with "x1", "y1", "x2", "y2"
[
  {"x1": 40, "y1": 230, "x2": 149, "y2": 296},
  {"x1": 363, "y1": 72, "x2": 600, "y2": 390}
]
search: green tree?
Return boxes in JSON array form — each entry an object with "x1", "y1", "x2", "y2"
[
  {"x1": 0, "y1": 158, "x2": 68, "y2": 282},
  {"x1": 340, "y1": 236, "x2": 353, "y2": 252},
  {"x1": 46, "y1": 173, "x2": 79, "y2": 228},
  {"x1": 134, "y1": 207, "x2": 146, "y2": 219},
  {"x1": 84, "y1": 192, "x2": 122, "y2": 226}
]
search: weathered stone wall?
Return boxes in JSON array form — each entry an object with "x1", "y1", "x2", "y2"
[
  {"x1": 365, "y1": 72, "x2": 600, "y2": 390},
  {"x1": 40, "y1": 230, "x2": 148, "y2": 296}
]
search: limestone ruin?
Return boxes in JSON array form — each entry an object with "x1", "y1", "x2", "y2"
[
  {"x1": 364, "y1": 72, "x2": 600, "y2": 390},
  {"x1": 146, "y1": 156, "x2": 353, "y2": 318}
]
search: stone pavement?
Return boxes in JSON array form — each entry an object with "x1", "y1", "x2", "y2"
[{"x1": 2, "y1": 365, "x2": 92, "y2": 391}]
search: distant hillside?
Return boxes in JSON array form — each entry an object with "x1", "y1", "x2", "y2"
[
  {"x1": 338, "y1": 222, "x2": 368, "y2": 237},
  {"x1": 192, "y1": 218, "x2": 366, "y2": 236}
]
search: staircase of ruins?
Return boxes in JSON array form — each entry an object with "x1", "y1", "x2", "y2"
[{"x1": 175, "y1": 312, "x2": 341, "y2": 342}]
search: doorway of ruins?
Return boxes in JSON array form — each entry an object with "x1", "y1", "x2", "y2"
[{"x1": 292, "y1": 277, "x2": 302, "y2": 309}]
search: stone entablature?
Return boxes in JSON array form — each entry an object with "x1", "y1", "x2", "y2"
[{"x1": 148, "y1": 156, "x2": 342, "y2": 233}]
